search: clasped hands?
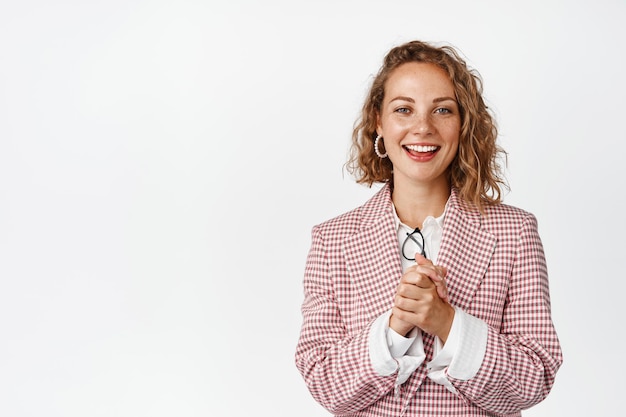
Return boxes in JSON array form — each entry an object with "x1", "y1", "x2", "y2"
[{"x1": 389, "y1": 253, "x2": 455, "y2": 343}]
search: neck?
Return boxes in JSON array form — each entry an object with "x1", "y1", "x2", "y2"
[{"x1": 391, "y1": 178, "x2": 450, "y2": 229}]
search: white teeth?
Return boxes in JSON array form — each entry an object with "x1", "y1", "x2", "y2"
[{"x1": 405, "y1": 145, "x2": 438, "y2": 152}]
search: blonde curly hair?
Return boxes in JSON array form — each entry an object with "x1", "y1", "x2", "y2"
[{"x1": 346, "y1": 40, "x2": 508, "y2": 210}]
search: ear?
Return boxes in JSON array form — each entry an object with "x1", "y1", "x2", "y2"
[{"x1": 375, "y1": 112, "x2": 382, "y2": 136}]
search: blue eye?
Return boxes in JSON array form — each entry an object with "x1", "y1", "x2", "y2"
[
  {"x1": 435, "y1": 108, "x2": 452, "y2": 114},
  {"x1": 395, "y1": 107, "x2": 410, "y2": 114}
]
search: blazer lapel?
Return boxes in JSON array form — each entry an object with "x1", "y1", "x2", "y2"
[
  {"x1": 344, "y1": 186, "x2": 403, "y2": 321},
  {"x1": 437, "y1": 189, "x2": 497, "y2": 311}
]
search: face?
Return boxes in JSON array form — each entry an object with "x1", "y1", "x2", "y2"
[{"x1": 376, "y1": 62, "x2": 461, "y2": 190}]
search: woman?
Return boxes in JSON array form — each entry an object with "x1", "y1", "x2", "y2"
[{"x1": 295, "y1": 40, "x2": 562, "y2": 416}]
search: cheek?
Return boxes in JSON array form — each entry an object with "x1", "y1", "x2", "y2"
[
  {"x1": 450, "y1": 140, "x2": 460, "y2": 156},
  {"x1": 443, "y1": 125, "x2": 461, "y2": 146},
  {"x1": 382, "y1": 114, "x2": 412, "y2": 131}
]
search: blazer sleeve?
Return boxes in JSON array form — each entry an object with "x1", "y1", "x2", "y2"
[
  {"x1": 294, "y1": 226, "x2": 396, "y2": 414},
  {"x1": 449, "y1": 213, "x2": 563, "y2": 414}
]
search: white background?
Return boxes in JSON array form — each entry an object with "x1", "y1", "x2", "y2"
[{"x1": 1, "y1": 1, "x2": 624, "y2": 416}]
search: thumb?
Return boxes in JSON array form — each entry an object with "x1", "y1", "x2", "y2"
[
  {"x1": 414, "y1": 252, "x2": 432, "y2": 266},
  {"x1": 416, "y1": 252, "x2": 447, "y2": 278}
]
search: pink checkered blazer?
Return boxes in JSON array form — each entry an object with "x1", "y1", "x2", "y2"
[{"x1": 295, "y1": 184, "x2": 562, "y2": 416}]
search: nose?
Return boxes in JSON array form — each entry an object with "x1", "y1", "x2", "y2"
[{"x1": 413, "y1": 114, "x2": 433, "y2": 135}]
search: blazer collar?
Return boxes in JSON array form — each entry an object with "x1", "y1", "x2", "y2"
[
  {"x1": 343, "y1": 184, "x2": 402, "y2": 318},
  {"x1": 438, "y1": 188, "x2": 497, "y2": 310}
]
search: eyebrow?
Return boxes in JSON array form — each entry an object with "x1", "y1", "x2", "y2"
[
  {"x1": 433, "y1": 96, "x2": 457, "y2": 104},
  {"x1": 389, "y1": 96, "x2": 457, "y2": 104}
]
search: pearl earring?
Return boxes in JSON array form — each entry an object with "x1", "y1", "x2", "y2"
[{"x1": 374, "y1": 135, "x2": 388, "y2": 158}]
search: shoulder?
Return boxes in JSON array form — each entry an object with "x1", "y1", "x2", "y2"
[
  {"x1": 483, "y1": 201, "x2": 535, "y2": 223},
  {"x1": 479, "y1": 201, "x2": 542, "y2": 242},
  {"x1": 312, "y1": 184, "x2": 391, "y2": 239},
  {"x1": 450, "y1": 189, "x2": 539, "y2": 234}
]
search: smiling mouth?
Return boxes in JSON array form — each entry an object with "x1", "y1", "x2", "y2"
[{"x1": 404, "y1": 144, "x2": 440, "y2": 155}]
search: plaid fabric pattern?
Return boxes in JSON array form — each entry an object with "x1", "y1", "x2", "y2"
[{"x1": 295, "y1": 185, "x2": 562, "y2": 416}]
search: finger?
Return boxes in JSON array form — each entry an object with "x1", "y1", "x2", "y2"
[
  {"x1": 415, "y1": 252, "x2": 433, "y2": 266},
  {"x1": 413, "y1": 273, "x2": 435, "y2": 289},
  {"x1": 402, "y1": 254, "x2": 451, "y2": 304},
  {"x1": 414, "y1": 264, "x2": 449, "y2": 300},
  {"x1": 400, "y1": 269, "x2": 434, "y2": 288},
  {"x1": 415, "y1": 252, "x2": 448, "y2": 276},
  {"x1": 401, "y1": 262, "x2": 448, "y2": 299},
  {"x1": 432, "y1": 277, "x2": 449, "y2": 301},
  {"x1": 416, "y1": 252, "x2": 447, "y2": 276},
  {"x1": 414, "y1": 253, "x2": 444, "y2": 280},
  {"x1": 434, "y1": 281, "x2": 449, "y2": 301},
  {"x1": 414, "y1": 264, "x2": 443, "y2": 283}
]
